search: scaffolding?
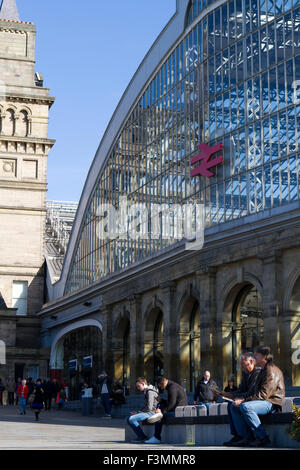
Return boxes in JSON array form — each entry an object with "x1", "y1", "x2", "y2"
[{"x1": 45, "y1": 200, "x2": 78, "y2": 282}]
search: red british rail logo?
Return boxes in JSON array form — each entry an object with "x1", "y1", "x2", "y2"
[{"x1": 190, "y1": 143, "x2": 223, "y2": 178}]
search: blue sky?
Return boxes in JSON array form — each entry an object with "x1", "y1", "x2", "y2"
[{"x1": 17, "y1": 0, "x2": 176, "y2": 202}]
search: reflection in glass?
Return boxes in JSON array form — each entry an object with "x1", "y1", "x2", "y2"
[{"x1": 65, "y1": 0, "x2": 300, "y2": 294}]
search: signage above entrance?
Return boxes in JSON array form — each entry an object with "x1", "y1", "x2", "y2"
[{"x1": 190, "y1": 143, "x2": 223, "y2": 178}]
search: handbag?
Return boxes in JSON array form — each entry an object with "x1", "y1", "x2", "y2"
[{"x1": 28, "y1": 394, "x2": 34, "y2": 404}]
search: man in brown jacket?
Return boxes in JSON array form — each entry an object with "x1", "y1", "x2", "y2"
[{"x1": 229, "y1": 345, "x2": 285, "y2": 447}]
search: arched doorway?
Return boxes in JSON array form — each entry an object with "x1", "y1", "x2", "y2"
[
  {"x1": 63, "y1": 326, "x2": 102, "y2": 400},
  {"x1": 144, "y1": 307, "x2": 164, "y2": 385},
  {"x1": 180, "y1": 298, "x2": 200, "y2": 392},
  {"x1": 50, "y1": 321, "x2": 103, "y2": 401},
  {"x1": 232, "y1": 284, "x2": 263, "y2": 376}
]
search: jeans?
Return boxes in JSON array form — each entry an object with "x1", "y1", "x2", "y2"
[
  {"x1": 126, "y1": 412, "x2": 154, "y2": 439},
  {"x1": 45, "y1": 394, "x2": 52, "y2": 410},
  {"x1": 230, "y1": 400, "x2": 275, "y2": 440},
  {"x1": 228, "y1": 402, "x2": 239, "y2": 436},
  {"x1": 8, "y1": 392, "x2": 14, "y2": 406},
  {"x1": 19, "y1": 397, "x2": 26, "y2": 414},
  {"x1": 154, "y1": 411, "x2": 175, "y2": 440},
  {"x1": 197, "y1": 401, "x2": 213, "y2": 413},
  {"x1": 101, "y1": 393, "x2": 112, "y2": 415}
]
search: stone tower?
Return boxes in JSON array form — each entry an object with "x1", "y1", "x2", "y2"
[{"x1": 0, "y1": 0, "x2": 55, "y2": 380}]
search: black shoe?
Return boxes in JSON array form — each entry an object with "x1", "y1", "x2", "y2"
[
  {"x1": 248, "y1": 436, "x2": 272, "y2": 448},
  {"x1": 232, "y1": 437, "x2": 254, "y2": 447},
  {"x1": 223, "y1": 436, "x2": 244, "y2": 446}
]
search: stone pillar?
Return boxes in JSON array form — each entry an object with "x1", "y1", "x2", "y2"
[
  {"x1": 260, "y1": 251, "x2": 284, "y2": 368},
  {"x1": 160, "y1": 281, "x2": 180, "y2": 383},
  {"x1": 101, "y1": 305, "x2": 114, "y2": 377},
  {"x1": 128, "y1": 295, "x2": 144, "y2": 391},
  {"x1": 196, "y1": 268, "x2": 218, "y2": 381}
]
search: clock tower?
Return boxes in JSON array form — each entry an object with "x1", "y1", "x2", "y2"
[{"x1": 0, "y1": 0, "x2": 55, "y2": 380}]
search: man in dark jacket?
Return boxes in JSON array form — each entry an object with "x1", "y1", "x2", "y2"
[
  {"x1": 96, "y1": 371, "x2": 113, "y2": 417},
  {"x1": 44, "y1": 379, "x2": 54, "y2": 411},
  {"x1": 26, "y1": 377, "x2": 34, "y2": 407},
  {"x1": 144, "y1": 376, "x2": 188, "y2": 444},
  {"x1": 229, "y1": 346, "x2": 285, "y2": 448},
  {"x1": 193, "y1": 371, "x2": 217, "y2": 410},
  {"x1": 223, "y1": 352, "x2": 261, "y2": 446}
]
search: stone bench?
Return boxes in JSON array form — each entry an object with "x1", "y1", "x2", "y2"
[{"x1": 125, "y1": 397, "x2": 300, "y2": 448}]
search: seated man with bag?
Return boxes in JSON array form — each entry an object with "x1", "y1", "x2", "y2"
[
  {"x1": 229, "y1": 345, "x2": 285, "y2": 447},
  {"x1": 223, "y1": 351, "x2": 261, "y2": 446},
  {"x1": 125, "y1": 377, "x2": 162, "y2": 443}
]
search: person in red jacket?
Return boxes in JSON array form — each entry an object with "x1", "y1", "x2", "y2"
[{"x1": 17, "y1": 379, "x2": 29, "y2": 415}]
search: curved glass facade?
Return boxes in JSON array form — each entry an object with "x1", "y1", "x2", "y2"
[
  {"x1": 186, "y1": 0, "x2": 215, "y2": 26},
  {"x1": 65, "y1": 0, "x2": 300, "y2": 294}
]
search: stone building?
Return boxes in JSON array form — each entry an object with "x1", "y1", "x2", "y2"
[
  {"x1": 40, "y1": 0, "x2": 300, "y2": 397},
  {"x1": 0, "y1": 0, "x2": 55, "y2": 381}
]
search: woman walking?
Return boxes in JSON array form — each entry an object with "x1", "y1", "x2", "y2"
[
  {"x1": 32, "y1": 379, "x2": 45, "y2": 421},
  {"x1": 16, "y1": 379, "x2": 28, "y2": 415}
]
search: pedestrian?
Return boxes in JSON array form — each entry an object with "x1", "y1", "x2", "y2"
[
  {"x1": 228, "y1": 346, "x2": 285, "y2": 447},
  {"x1": 26, "y1": 377, "x2": 35, "y2": 407},
  {"x1": 32, "y1": 379, "x2": 45, "y2": 421},
  {"x1": 224, "y1": 378, "x2": 238, "y2": 394},
  {"x1": 125, "y1": 377, "x2": 161, "y2": 443},
  {"x1": 44, "y1": 378, "x2": 53, "y2": 410},
  {"x1": 111, "y1": 382, "x2": 126, "y2": 406},
  {"x1": 5, "y1": 376, "x2": 16, "y2": 406},
  {"x1": 51, "y1": 378, "x2": 60, "y2": 408},
  {"x1": 0, "y1": 378, "x2": 5, "y2": 405},
  {"x1": 222, "y1": 352, "x2": 261, "y2": 446},
  {"x1": 15, "y1": 377, "x2": 22, "y2": 405},
  {"x1": 193, "y1": 370, "x2": 218, "y2": 411},
  {"x1": 144, "y1": 376, "x2": 188, "y2": 444},
  {"x1": 57, "y1": 387, "x2": 66, "y2": 409},
  {"x1": 97, "y1": 371, "x2": 113, "y2": 418},
  {"x1": 16, "y1": 379, "x2": 29, "y2": 415}
]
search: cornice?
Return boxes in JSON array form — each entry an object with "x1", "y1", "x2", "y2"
[
  {"x1": 0, "y1": 19, "x2": 35, "y2": 33},
  {"x1": 0, "y1": 181, "x2": 47, "y2": 191},
  {"x1": 0, "y1": 93, "x2": 55, "y2": 107},
  {"x1": 0, "y1": 135, "x2": 56, "y2": 146}
]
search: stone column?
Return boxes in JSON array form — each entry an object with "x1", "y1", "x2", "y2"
[
  {"x1": 196, "y1": 267, "x2": 218, "y2": 380},
  {"x1": 128, "y1": 295, "x2": 144, "y2": 391},
  {"x1": 260, "y1": 250, "x2": 283, "y2": 366},
  {"x1": 101, "y1": 305, "x2": 114, "y2": 377},
  {"x1": 160, "y1": 281, "x2": 180, "y2": 383}
]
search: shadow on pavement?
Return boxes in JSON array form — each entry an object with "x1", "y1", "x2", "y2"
[{"x1": 0, "y1": 407, "x2": 126, "y2": 428}]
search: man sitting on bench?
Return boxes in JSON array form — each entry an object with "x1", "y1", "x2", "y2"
[
  {"x1": 144, "y1": 376, "x2": 188, "y2": 444},
  {"x1": 228, "y1": 345, "x2": 285, "y2": 448}
]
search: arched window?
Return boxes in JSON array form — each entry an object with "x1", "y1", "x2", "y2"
[
  {"x1": 19, "y1": 110, "x2": 29, "y2": 137},
  {"x1": 2, "y1": 109, "x2": 15, "y2": 136},
  {"x1": 232, "y1": 285, "x2": 263, "y2": 375}
]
